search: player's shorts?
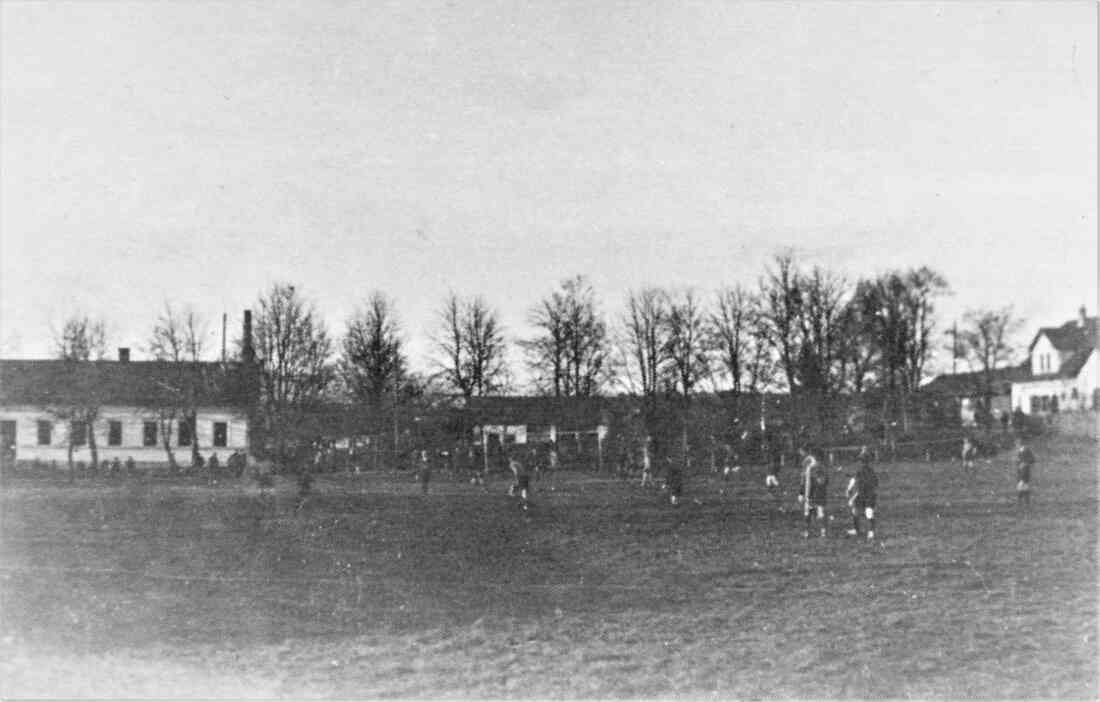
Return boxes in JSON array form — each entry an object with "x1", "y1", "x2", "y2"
[
  {"x1": 517, "y1": 475, "x2": 531, "y2": 491},
  {"x1": 1016, "y1": 480, "x2": 1030, "y2": 493},
  {"x1": 854, "y1": 495, "x2": 876, "y2": 510},
  {"x1": 765, "y1": 474, "x2": 779, "y2": 488}
]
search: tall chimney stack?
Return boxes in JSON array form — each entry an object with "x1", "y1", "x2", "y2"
[
  {"x1": 118, "y1": 347, "x2": 130, "y2": 363},
  {"x1": 242, "y1": 310, "x2": 255, "y2": 364},
  {"x1": 1079, "y1": 306, "x2": 1087, "y2": 328}
]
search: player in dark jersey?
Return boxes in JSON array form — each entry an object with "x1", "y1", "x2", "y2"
[
  {"x1": 798, "y1": 447, "x2": 829, "y2": 538},
  {"x1": 845, "y1": 446, "x2": 879, "y2": 540},
  {"x1": 509, "y1": 452, "x2": 532, "y2": 510},
  {"x1": 1015, "y1": 437, "x2": 1034, "y2": 508}
]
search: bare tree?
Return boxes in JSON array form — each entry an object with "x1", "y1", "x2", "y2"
[
  {"x1": 834, "y1": 297, "x2": 877, "y2": 395},
  {"x1": 795, "y1": 266, "x2": 848, "y2": 399},
  {"x1": 341, "y1": 292, "x2": 406, "y2": 403},
  {"x1": 618, "y1": 287, "x2": 670, "y2": 397},
  {"x1": 432, "y1": 294, "x2": 508, "y2": 398},
  {"x1": 900, "y1": 267, "x2": 950, "y2": 400},
  {"x1": 55, "y1": 316, "x2": 107, "y2": 362},
  {"x1": 744, "y1": 317, "x2": 779, "y2": 394},
  {"x1": 853, "y1": 267, "x2": 949, "y2": 430},
  {"x1": 51, "y1": 315, "x2": 108, "y2": 472},
  {"x1": 522, "y1": 276, "x2": 609, "y2": 397},
  {"x1": 959, "y1": 306, "x2": 1023, "y2": 425},
  {"x1": 250, "y1": 283, "x2": 334, "y2": 463},
  {"x1": 709, "y1": 285, "x2": 753, "y2": 394},
  {"x1": 757, "y1": 253, "x2": 851, "y2": 434},
  {"x1": 148, "y1": 302, "x2": 208, "y2": 469},
  {"x1": 757, "y1": 252, "x2": 802, "y2": 397},
  {"x1": 664, "y1": 288, "x2": 710, "y2": 396}
]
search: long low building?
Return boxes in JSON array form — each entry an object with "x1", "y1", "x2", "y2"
[{"x1": 0, "y1": 314, "x2": 258, "y2": 468}]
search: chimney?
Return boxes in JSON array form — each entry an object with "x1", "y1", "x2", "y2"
[
  {"x1": 1079, "y1": 306, "x2": 1087, "y2": 328},
  {"x1": 242, "y1": 310, "x2": 255, "y2": 364},
  {"x1": 118, "y1": 347, "x2": 130, "y2": 363}
]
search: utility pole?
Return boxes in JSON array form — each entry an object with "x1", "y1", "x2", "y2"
[
  {"x1": 392, "y1": 378, "x2": 399, "y2": 468},
  {"x1": 949, "y1": 321, "x2": 958, "y2": 375}
]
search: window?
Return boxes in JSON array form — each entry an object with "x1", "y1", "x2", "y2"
[
  {"x1": 178, "y1": 418, "x2": 193, "y2": 447},
  {"x1": 37, "y1": 420, "x2": 52, "y2": 446},
  {"x1": 143, "y1": 422, "x2": 157, "y2": 447},
  {"x1": 0, "y1": 420, "x2": 16, "y2": 449},
  {"x1": 108, "y1": 421, "x2": 122, "y2": 446},
  {"x1": 71, "y1": 421, "x2": 87, "y2": 446},
  {"x1": 212, "y1": 422, "x2": 227, "y2": 448}
]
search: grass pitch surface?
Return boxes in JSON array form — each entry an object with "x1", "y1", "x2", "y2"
[{"x1": 1, "y1": 436, "x2": 1096, "y2": 698}]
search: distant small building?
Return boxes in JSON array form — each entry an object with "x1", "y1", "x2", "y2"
[
  {"x1": 1011, "y1": 307, "x2": 1099, "y2": 414},
  {"x1": 923, "y1": 363, "x2": 1031, "y2": 426}
]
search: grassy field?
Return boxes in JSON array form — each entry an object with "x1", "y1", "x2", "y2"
[{"x1": 1, "y1": 436, "x2": 1096, "y2": 699}]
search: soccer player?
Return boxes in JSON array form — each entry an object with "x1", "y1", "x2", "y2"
[
  {"x1": 798, "y1": 446, "x2": 829, "y2": 538},
  {"x1": 417, "y1": 449, "x2": 432, "y2": 495},
  {"x1": 961, "y1": 437, "x2": 977, "y2": 471},
  {"x1": 295, "y1": 465, "x2": 314, "y2": 512},
  {"x1": 509, "y1": 453, "x2": 532, "y2": 509},
  {"x1": 846, "y1": 446, "x2": 879, "y2": 540},
  {"x1": 1015, "y1": 437, "x2": 1034, "y2": 508},
  {"x1": 666, "y1": 458, "x2": 683, "y2": 506},
  {"x1": 764, "y1": 442, "x2": 782, "y2": 501},
  {"x1": 467, "y1": 442, "x2": 484, "y2": 485},
  {"x1": 640, "y1": 436, "x2": 654, "y2": 488}
]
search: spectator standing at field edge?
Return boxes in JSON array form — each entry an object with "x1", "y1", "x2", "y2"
[{"x1": 1015, "y1": 437, "x2": 1034, "y2": 508}]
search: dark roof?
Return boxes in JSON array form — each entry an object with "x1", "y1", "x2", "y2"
[
  {"x1": 463, "y1": 395, "x2": 620, "y2": 429},
  {"x1": 923, "y1": 363, "x2": 1031, "y2": 397},
  {"x1": 1059, "y1": 348, "x2": 1096, "y2": 378},
  {"x1": 0, "y1": 359, "x2": 255, "y2": 408},
  {"x1": 1030, "y1": 316, "x2": 1099, "y2": 353}
]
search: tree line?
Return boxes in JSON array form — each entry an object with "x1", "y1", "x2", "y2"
[{"x1": 47, "y1": 252, "x2": 1024, "y2": 467}]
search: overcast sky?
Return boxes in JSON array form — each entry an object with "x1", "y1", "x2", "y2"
[{"x1": 1, "y1": 1, "x2": 1095, "y2": 381}]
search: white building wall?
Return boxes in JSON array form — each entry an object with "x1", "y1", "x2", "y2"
[
  {"x1": 1012, "y1": 363, "x2": 1097, "y2": 414},
  {"x1": 1076, "y1": 351, "x2": 1098, "y2": 408},
  {"x1": 1030, "y1": 335, "x2": 1069, "y2": 376},
  {"x1": 0, "y1": 405, "x2": 248, "y2": 465}
]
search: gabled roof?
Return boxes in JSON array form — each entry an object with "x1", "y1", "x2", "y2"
[
  {"x1": 1030, "y1": 316, "x2": 1099, "y2": 353},
  {"x1": 0, "y1": 359, "x2": 255, "y2": 408}
]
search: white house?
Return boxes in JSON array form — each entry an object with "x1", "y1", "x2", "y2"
[
  {"x1": 0, "y1": 313, "x2": 258, "y2": 468},
  {"x1": 1011, "y1": 307, "x2": 1099, "y2": 415}
]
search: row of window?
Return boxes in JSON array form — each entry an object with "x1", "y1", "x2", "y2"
[
  {"x1": 1026, "y1": 387, "x2": 1094, "y2": 413},
  {"x1": 33, "y1": 419, "x2": 228, "y2": 448}
]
